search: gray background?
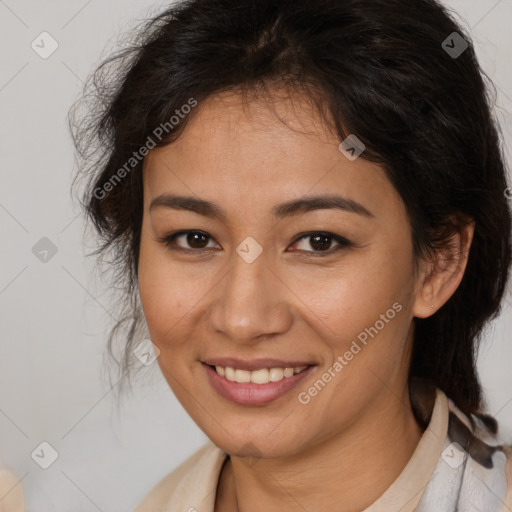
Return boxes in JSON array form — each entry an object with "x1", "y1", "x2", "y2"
[{"x1": 0, "y1": 0, "x2": 511, "y2": 510}]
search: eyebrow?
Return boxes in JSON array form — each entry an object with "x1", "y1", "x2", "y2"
[{"x1": 149, "y1": 193, "x2": 374, "y2": 221}]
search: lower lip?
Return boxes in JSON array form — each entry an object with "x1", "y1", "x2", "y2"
[{"x1": 202, "y1": 363, "x2": 315, "y2": 405}]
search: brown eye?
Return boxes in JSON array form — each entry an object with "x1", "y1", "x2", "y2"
[
  {"x1": 290, "y1": 232, "x2": 353, "y2": 255},
  {"x1": 309, "y1": 234, "x2": 332, "y2": 251},
  {"x1": 185, "y1": 231, "x2": 209, "y2": 249},
  {"x1": 157, "y1": 230, "x2": 219, "y2": 251}
]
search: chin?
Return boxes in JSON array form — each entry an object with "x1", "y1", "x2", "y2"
[{"x1": 209, "y1": 429, "x2": 307, "y2": 460}]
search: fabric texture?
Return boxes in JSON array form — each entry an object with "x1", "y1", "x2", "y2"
[{"x1": 134, "y1": 388, "x2": 512, "y2": 512}]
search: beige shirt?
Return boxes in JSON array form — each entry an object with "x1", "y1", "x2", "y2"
[{"x1": 134, "y1": 388, "x2": 512, "y2": 512}]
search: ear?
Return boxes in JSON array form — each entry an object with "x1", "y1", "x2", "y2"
[{"x1": 413, "y1": 216, "x2": 475, "y2": 319}]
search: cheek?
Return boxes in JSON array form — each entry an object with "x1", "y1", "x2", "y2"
[
  {"x1": 137, "y1": 249, "x2": 203, "y2": 397},
  {"x1": 294, "y1": 248, "x2": 413, "y2": 341},
  {"x1": 137, "y1": 236, "x2": 197, "y2": 344},
  {"x1": 292, "y1": 252, "x2": 414, "y2": 426}
]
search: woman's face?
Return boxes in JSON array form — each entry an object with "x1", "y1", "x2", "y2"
[{"x1": 138, "y1": 90, "x2": 427, "y2": 458}]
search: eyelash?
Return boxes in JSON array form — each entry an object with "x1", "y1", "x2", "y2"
[{"x1": 156, "y1": 230, "x2": 353, "y2": 257}]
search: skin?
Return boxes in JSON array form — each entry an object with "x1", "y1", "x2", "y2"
[{"x1": 137, "y1": 88, "x2": 474, "y2": 512}]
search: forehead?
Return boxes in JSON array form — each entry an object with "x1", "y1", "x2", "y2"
[
  {"x1": 146, "y1": 89, "x2": 338, "y2": 172},
  {"x1": 142, "y1": 89, "x2": 403, "y2": 223}
]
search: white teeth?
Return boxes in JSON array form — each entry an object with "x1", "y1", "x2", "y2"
[
  {"x1": 234, "y1": 369, "x2": 251, "y2": 383},
  {"x1": 284, "y1": 367, "x2": 294, "y2": 378},
  {"x1": 251, "y1": 368, "x2": 269, "y2": 384},
  {"x1": 269, "y1": 368, "x2": 284, "y2": 382},
  {"x1": 215, "y1": 365, "x2": 308, "y2": 384}
]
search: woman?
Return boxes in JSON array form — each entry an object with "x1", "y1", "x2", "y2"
[{"x1": 70, "y1": 0, "x2": 512, "y2": 510}]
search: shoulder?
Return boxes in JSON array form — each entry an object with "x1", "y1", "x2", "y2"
[
  {"x1": 133, "y1": 440, "x2": 227, "y2": 512},
  {"x1": 0, "y1": 467, "x2": 25, "y2": 512}
]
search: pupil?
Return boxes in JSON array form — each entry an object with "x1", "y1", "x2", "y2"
[
  {"x1": 188, "y1": 232, "x2": 207, "y2": 248},
  {"x1": 311, "y1": 234, "x2": 330, "y2": 251}
]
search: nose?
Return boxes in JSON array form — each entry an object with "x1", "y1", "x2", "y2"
[{"x1": 207, "y1": 249, "x2": 293, "y2": 344}]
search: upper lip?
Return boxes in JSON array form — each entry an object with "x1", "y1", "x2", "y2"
[{"x1": 202, "y1": 357, "x2": 315, "y2": 371}]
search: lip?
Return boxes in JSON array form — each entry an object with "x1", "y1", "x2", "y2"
[
  {"x1": 202, "y1": 357, "x2": 315, "y2": 372},
  {"x1": 202, "y1": 362, "x2": 315, "y2": 405}
]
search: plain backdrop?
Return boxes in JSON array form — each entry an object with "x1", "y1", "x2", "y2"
[{"x1": 0, "y1": 0, "x2": 511, "y2": 510}]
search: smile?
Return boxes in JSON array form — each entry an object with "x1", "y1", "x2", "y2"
[
  {"x1": 202, "y1": 362, "x2": 315, "y2": 405},
  {"x1": 213, "y1": 365, "x2": 308, "y2": 384}
]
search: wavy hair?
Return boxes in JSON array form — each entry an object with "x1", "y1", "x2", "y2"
[{"x1": 69, "y1": 0, "x2": 511, "y2": 433}]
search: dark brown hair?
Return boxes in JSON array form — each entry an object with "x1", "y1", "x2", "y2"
[{"x1": 69, "y1": 0, "x2": 511, "y2": 434}]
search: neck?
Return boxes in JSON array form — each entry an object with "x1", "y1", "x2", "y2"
[{"x1": 215, "y1": 385, "x2": 425, "y2": 512}]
